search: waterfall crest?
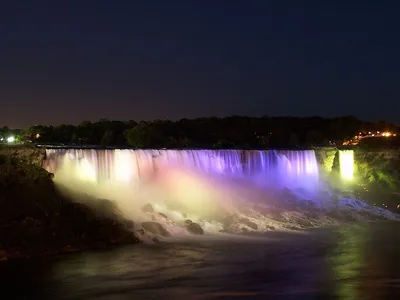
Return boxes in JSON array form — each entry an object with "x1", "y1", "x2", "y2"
[{"x1": 44, "y1": 149, "x2": 319, "y2": 190}]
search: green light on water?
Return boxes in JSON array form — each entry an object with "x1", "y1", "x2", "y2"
[{"x1": 339, "y1": 150, "x2": 354, "y2": 180}]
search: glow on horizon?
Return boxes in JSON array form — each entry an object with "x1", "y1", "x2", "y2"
[{"x1": 339, "y1": 150, "x2": 354, "y2": 180}]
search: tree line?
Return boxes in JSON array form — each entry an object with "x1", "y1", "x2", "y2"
[{"x1": 2, "y1": 116, "x2": 398, "y2": 149}]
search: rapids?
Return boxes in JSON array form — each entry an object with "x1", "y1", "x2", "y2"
[{"x1": 42, "y1": 149, "x2": 398, "y2": 238}]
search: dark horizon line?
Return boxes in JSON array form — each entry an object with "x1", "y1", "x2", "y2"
[{"x1": 3, "y1": 114, "x2": 398, "y2": 130}]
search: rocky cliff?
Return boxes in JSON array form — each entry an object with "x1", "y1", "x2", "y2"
[
  {"x1": 0, "y1": 145, "x2": 46, "y2": 166},
  {"x1": 315, "y1": 147, "x2": 400, "y2": 211},
  {"x1": 0, "y1": 152, "x2": 140, "y2": 261},
  {"x1": 315, "y1": 147, "x2": 400, "y2": 188}
]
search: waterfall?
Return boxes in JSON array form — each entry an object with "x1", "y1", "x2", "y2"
[
  {"x1": 44, "y1": 149, "x2": 319, "y2": 191},
  {"x1": 339, "y1": 150, "x2": 354, "y2": 180}
]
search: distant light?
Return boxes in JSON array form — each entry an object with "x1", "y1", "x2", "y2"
[
  {"x1": 382, "y1": 132, "x2": 392, "y2": 137},
  {"x1": 377, "y1": 131, "x2": 380, "y2": 134},
  {"x1": 7, "y1": 136, "x2": 15, "y2": 143}
]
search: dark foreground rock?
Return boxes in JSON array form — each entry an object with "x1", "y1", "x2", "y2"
[
  {"x1": 0, "y1": 155, "x2": 140, "y2": 261},
  {"x1": 141, "y1": 221, "x2": 171, "y2": 237},
  {"x1": 185, "y1": 220, "x2": 204, "y2": 235}
]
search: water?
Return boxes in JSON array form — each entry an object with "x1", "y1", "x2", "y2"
[
  {"x1": 41, "y1": 148, "x2": 399, "y2": 233},
  {"x1": 1, "y1": 223, "x2": 399, "y2": 299},
  {"x1": 43, "y1": 149, "x2": 320, "y2": 192},
  {"x1": 339, "y1": 150, "x2": 354, "y2": 181}
]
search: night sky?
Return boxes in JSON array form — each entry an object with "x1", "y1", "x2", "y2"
[{"x1": 1, "y1": 1, "x2": 400, "y2": 128}]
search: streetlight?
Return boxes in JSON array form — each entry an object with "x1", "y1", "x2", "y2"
[{"x1": 7, "y1": 136, "x2": 15, "y2": 143}]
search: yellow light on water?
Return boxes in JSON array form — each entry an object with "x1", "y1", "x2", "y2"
[
  {"x1": 77, "y1": 159, "x2": 97, "y2": 182},
  {"x1": 339, "y1": 150, "x2": 354, "y2": 180}
]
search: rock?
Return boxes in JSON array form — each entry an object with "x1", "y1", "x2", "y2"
[
  {"x1": 186, "y1": 222, "x2": 204, "y2": 235},
  {"x1": 95, "y1": 199, "x2": 121, "y2": 219},
  {"x1": 342, "y1": 211, "x2": 357, "y2": 221},
  {"x1": 0, "y1": 155, "x2": 142, "y2": 260},
  {"x1": 241, "y1": 227, "x2": 249, "y2": 233},
  {"x1": 158, "y1": 213, "x2": 168, "y2": 219},
  {"x1": 267, "y1": 211, "x2": 284, "y2": 221},
  {"x1": 141, "y1": 221, "x2": 170, "y2": 237},
  {"x1": 306, "y1": 200, "x2": 318, "y2": 209},
  {"x1": 239, "y1": 218, "x2": 258, "y2": 230},
  {"x1": 221, "y1": 214, "x2": 238, "y2": 229},
  {"x1": 61, "y1": 202, "x2": 94, "y2": 222},
  {"x1": 326, "y1": 210, "x2": 341, "y2": 219},
  {"x1": 142, "y1": 203, "x2": 154, "y2": 213},
  {"x1": 297, "y1": 219, "x2": 313, "y2": 227},
  {"x1": 125, "y1": 220, "x2": 134, "y2": 229},
  {"x1": 306, "y1": 211, "x2": 320, "y2": 219},
  {"x1": 266, "y1": 225, "x2": 275, "y2": 230},
  {"x1": 286, "y1": 225, "x2": 301, "y2": 231},
  {"x1": 330, "y1": 195, "x2": 340, "y2": 206},
  {"x1": 184, "y1": 219, "x2": 193, "y2": 225}
]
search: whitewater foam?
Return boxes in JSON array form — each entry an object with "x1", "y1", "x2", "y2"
[{"x1": 43, "y1": 148, "x2": 398, "y2": 237}]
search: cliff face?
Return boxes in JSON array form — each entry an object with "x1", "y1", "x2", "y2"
[
  {"x1": 314, "y1": 147, "x2": 337, "y2": 175},
  {"x1": 315, "y1": 147, "x2": 400, "y2": 210},
  {"x1": 0, "y1": 146, "x2": 46, "y2": 167},
  {"x1": 0, "y1": 152, "x2": 140, "y2": 261},
  {"x1": 315, "y1": 147, "x2": 400, "y2": 190},
  {"x1": 354, "y1": 149, "x2": 400, "y2": 190}
]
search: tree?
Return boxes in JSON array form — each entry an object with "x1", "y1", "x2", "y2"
[
  {"x1": 100, "y1": 130, "x2": 114, "y2": 146},
  {"x1": 124, "y1": 124, "x2": 149, "y2": 147}
]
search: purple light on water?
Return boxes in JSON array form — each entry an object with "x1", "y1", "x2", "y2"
[{"x1": 44, "y1": 149, "x2": 320, "y2": 194}]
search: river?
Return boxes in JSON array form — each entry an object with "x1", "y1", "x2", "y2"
[{"x1": 0, "y1": 222, "x2": 399, "y2": 300}]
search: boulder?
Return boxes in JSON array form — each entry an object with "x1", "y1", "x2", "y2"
[
  {"x1": 158, "y1": 213, "x2": 168, "y2": 219},
  {"x1": 125, "y1": 220, "x2": 134, "y2": 229},
  {"x1": 142, "y1": 203, "x2": 154, "y2": 213},
  {"x1": 186, "y1": 222, "x2": 204, "y2": 235},
  {"x1": 221, "y1": 214, "x2": 238, "y2": 229},
  {"x1": 141, "y1": 221, "x2": 170, "y2": 237},
  {"x1": 239, "y1": 218, "x2": 258, "y2": 230},
  {"x1": 266, "y1": 225, "x2": 275, "y2": 230}
]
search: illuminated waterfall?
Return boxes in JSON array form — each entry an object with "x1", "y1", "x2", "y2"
[
  {"x1": 43, "y1": 149, "x2": 320, "y2": 192},
  {"x1": 339, "y1": 150, "x2": 354, "y2": 180}
]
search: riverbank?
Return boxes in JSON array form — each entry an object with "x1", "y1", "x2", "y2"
[{"x1": 0, "y1": 154, "x2": 140, "y2": 261}]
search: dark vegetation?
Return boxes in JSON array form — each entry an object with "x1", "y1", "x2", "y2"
[
  {"x1": 2, "y1": 116, "x2": 398, "y2": 149},
  {"x1": 0, "y1": 155, "x2": 140, "y2": 261}
]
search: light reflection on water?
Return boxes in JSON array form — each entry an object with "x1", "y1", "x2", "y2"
[{"x1": 0, "y1": 223, "x2": 399, "y2": 300}]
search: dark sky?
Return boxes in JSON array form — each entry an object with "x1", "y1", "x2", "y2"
[{"x1": 1, "y1": 0, "x2": 400, "y2": 128}]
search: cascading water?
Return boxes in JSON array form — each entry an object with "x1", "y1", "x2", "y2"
[
  {"x1": 44, "y1": 149, "x2": 320, "y2": 191},
  {"x1": 44, "y1": 149, "x2": 320, "y2": 217},
  {"x1": 339, "y1": 150, "x2": 354, "y2": 180},
  {"x1": 42, "y1": 148, "x2": 398, "y2": 235}
]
